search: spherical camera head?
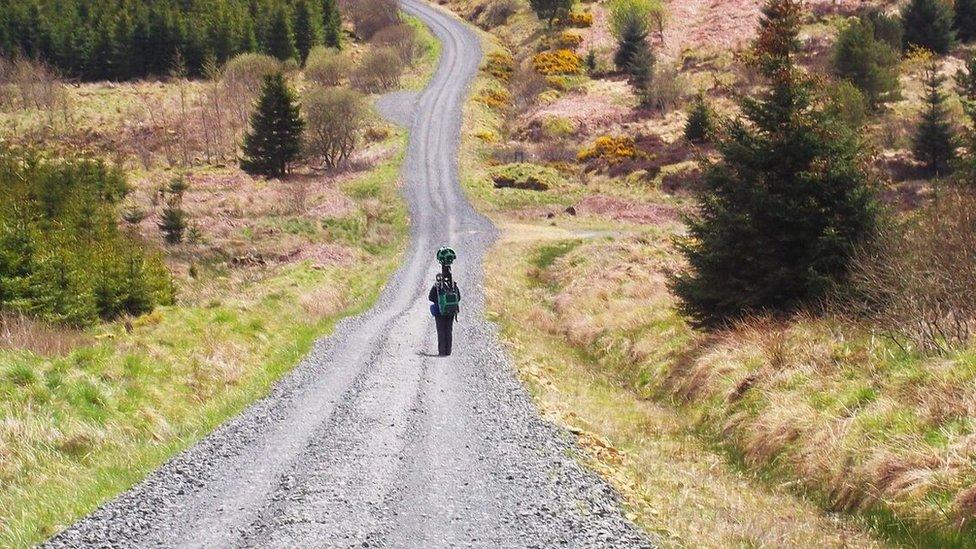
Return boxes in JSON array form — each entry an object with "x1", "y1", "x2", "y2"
[{"x1": 436, "y1": 246, "x2": 456, "y2": 266}]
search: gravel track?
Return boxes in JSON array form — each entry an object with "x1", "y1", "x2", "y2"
[{"x1": 45, "y1": 2, "x2": 654, "y2": 547}]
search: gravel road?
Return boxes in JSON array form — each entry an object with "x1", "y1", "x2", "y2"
[{"x1": 46, "y1": 2, "x2": 654, "y2": 547}]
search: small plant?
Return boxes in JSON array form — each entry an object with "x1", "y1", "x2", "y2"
[
  {"x1": 476, "y1": 86, "x2": 512, "y2": 111},
  {"x1": 584, "y1": 49, "x2": 598, "y2": 74},
  {"x1": 609, "y1": 0, "x2": 666, "y2": 72},
  {"x1": 158, "y1": 197, "x2": 188, "y2": 244},
  {"x1": 121, "y1": 203, "x2": 148, "y2": 225},
  {"x1": 566, "y1": 10, "x2": 594, "y2": 27},
  {"x1": 167, "y1": 175, "x2": 189, "y2": 196},
  {"x1": 557, "y1": 30, "x2": 585, "y2": 49},
  {"x1": 531, "y1": 49, "x2": 583, "y2": 75},
  {"x1": 684, "y1": 92, "x2": 714, "y2": 143}
]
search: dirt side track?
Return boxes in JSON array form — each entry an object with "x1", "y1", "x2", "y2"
[{"x1": 45, "y1": 2, "x2": 652, "y2": 547}]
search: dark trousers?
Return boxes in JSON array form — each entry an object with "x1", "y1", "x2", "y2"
[{"x1": 434, "y1": 314, "x2": 455, "y2": 356}]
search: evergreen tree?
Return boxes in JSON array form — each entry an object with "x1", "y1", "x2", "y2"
[
  {"x1": 240, "y1": 72, "x2": 305, "y2": 178},
  {"x1": 158, "y1": 197, "x2": 188, "y2": 244},
  {"x1": 670, "y1": 0, "x2": 877, "y2": 327},
  {"x1": 902, "y1": 0, "x2": 956, "y2": 54},
  {"x1": 832, "y1": 17, "x2": 901, "y2": 108},
  {"x1": 529, "y1": 0, "x2": 574, "y2": 27},
  {"x1": 614, "y1": 16, "x2": 650, "y2": 74},
  {"x1": 264, "y1": 4, "x2": 298, "y2": 61},
  {"x1": 684, "y1": 92, "x2": 714, "y2": 143},
  {"x1": 956, "y1": 0, "x2": 976, "y2": 42},
  {"x1": 293, "y1": 0, "x2": 318, "y2": 65},
  {"x1": 913, "y1": 62, "x2": 956, "y2": 175},
  {"x1": 954, "y1": 56, "x2": 976, "y2": 181},
  {"x1": 322, "y1": 0, "x2": 342, "y2": 49}
]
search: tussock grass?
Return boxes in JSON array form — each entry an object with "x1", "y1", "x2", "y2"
[
  {"x1": 487, "y1": 227, "x2": 976, "y2": 546},
  {"x1": 486, "y1": 230, "x2": 883, "y2": 548}
]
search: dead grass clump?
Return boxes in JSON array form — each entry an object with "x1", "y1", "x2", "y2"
[
  {"x1": 844, "y1": 189, "x2": 976, "y2": 354},
  {"x1": 0, "y1": 312, "x2": 90, "y2": 357},
  {"x1": 479, "y1": 0, "x2": 520, "y2": 28}
]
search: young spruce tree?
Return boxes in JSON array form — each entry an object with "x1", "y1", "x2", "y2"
[
  {"x1": 322, "y1": 0, "x2": 342, "y2": 49},
  {"x1": 240, "y1": 72, "x2": 305, "y2": 178},
  {"x1": 669, "y1": 0, "x2": 877, "y2": 327},
  {"x1": 902, "y1": 0, "x2": 956, "y2": 54},
  {"x1": 684, "y1": 91, "x2": 714, "y2": 143},
  {"x1": 265, "y1": 4, "x2": 298, "y2": 61},
  {"x1": 913, "y1": 61, "x2": 956, "y2": 175},
  {"x1": 293, "y1": 0, "x2": 318, "y2": 65},
  {"x1": 832, "y1": 17, "x2": 900, "y2": 108}
]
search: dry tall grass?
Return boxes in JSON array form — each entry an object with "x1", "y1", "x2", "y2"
[{"x1": 0, "y1": 312, "x2": 90, "y2": 357}]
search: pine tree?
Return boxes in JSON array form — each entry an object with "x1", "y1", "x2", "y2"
[
  {"x1": 954, "y1": 56, "x2": 976, "y2": 181},
  {"x1": 913, "y1": 62, "x2": 956, "y2": 175},
  {"x1": 322, "y1": 0, "x2": 342, "y2": 49},
  {"x1": 902, "y1": 0, "x2": 956, "y2": 54},
  {"x1": 614, "y1": 17, "x2": 650, "y2": 74},
  {"x1": 832, "y1": 17, "x2": 901, "y2": 108},
  {"x1": 240, "y1": 72, "x2": 305, "y2": 178},
  {"x1": 670, "y1": 0, "x2": 877, "y2": 327},
  {"x1": 293, "y1": 0, "x2": 317, "y2": 65},
  {"x1": 629, "y1": 48, "x2": 656, "y2": 106},
  {"x1": 956, "y1": 0, "x2": 976, "y2": 42},
  {"x1": 264, "y1": 4, "x2": 298, "y2": 61},
  {"x1": 684, "y1": 92, "x2": 714, "y2": 143},
  {"x1": 158, "y1": 197, "x2": 188, "y2": 244}
]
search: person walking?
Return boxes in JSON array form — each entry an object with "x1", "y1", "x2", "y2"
[{"x1": 429, "y1": 247, "x2": 460, "y2": 356}]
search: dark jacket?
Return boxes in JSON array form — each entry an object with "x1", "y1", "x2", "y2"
[{"x1": 429, "y1": 282, "x2": 460, "y2": 316}]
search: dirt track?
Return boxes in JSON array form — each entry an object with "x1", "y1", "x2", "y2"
[{"x1": 45, "y1": 2, "x2": 652, "y2": 547}]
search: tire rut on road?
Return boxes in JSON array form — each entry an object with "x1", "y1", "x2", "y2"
[{"x1": 45, "y1": 2, "x2": 654, "y2": 547}]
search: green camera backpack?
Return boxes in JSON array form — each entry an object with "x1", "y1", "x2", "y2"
[{"x1": 437, "y1": 281, "x2": 460, "y2": 315}]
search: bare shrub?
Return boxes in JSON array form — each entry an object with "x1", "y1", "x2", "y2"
[
  {"x1": 343, "y1": 0, "x2": 400, "y2": 40},
  {"x1": 480, "y1": 0, "x2": 520, "y2": 28},
  {"x1": 370, "y1": 23, "x2": 419, "y2": 63},
  {"x1": 351, "y1": 47, "x2": 403, "y2": 93},
  {"x1": 0, "y1": 311, "x2": 90, "y2": 357},
  {"x1": 844, "y1": 189, "x2": 976, "y2": 354},
  {"x1": 304, "y1": 86, "x2": 367, "y2": 168},
  {"x1": 638, "y1": 65, "x2": 686, "y2": 113},
  {"x1": 0, "y1": 56, "x2": 70, "y2": 123},
  {"x1": 221, "y1": 53, "x2": 282, "y2": 130},
  {"x1": 509, "y1": 64, "x2": 548, "y2": 116},
  {"x1": 305, "y1": 46, "x2": 352, "y2": 87}
]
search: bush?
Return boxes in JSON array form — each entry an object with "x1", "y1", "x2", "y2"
[
  {"x1": 637, "y1": 64, "x2": 685, "y2": 112},
  {"x1": 531, "y1": 49, "x2": 583, "y2": 75},
  {"x1": 481, "y1": 0, "x2": 520, "y2": 28},
  {"x1": 489, "y1": 163, "x2": 565, "y2": 190},
  {"x1": 351, "y1": 47, "x2": 403, "y2": 92},
  {"x1": 485, "y1": 51, "x2": 516, "y2": 82},
  {"x1": 864, "y1": 8, "x2": 905, "y2": 50},
  {"x1": 833, "y1": 16, "x2": 901, "y2": 108},
  {"x1": 477, "y1": 85, "x2": 513, "y2": 110},
  {"x1": 370, "y1": 23, "x2": 419, "y2": 63},
  {"x1": 556, "y1": 30, "x2": 585, "y2": 49},
  {"x1": 303, "y1": 86, "x2": 367, "y2": 168},
  {"x1": 958, "y1": 0, "x2": 976, "y2": 42},
  {"x1": 222, "y1": 53, "x2": 283, "y2": 110},
  {"x1": 346, "y1": 0, "x2": 400, "y2": 40},
  {"x1": 0, "y1": 149, "x2": 173, "y2": 325},
  {"x1": 845, "y1": 189, "x2": 976, "y2": 354},
  {"x1": 566, "y1": 10, "x2": 594, "y2": 27},
  {"x1": 902, "y1": 0, "x2": 956, "y2": 54},
  {"x1": 825, "y1": 80, "x2": 870, "y2": 129},
  {"x1": 305, "y1": 46, "x2": 352, "y2": 87},
  {"x1": 578, "y1": 135, "x2": 637, "y2": 162}
]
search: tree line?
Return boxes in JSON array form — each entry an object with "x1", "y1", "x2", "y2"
[{"x1": 0, "y1": 0, "x2": 342, "y2": 81}]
